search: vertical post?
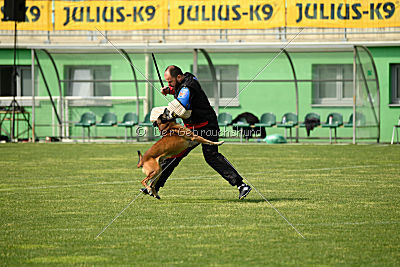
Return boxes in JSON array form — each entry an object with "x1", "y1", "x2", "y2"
[
  {"x1": 11, "y1": 21, "x2": 17, "y2": 142},
  {"x1": 193, "y1": 49, "x2": 198, "y2": 76},
  {"x1": 353, "y1": 46, "x2": 357, "y2": 144},
  {"x1": 65, "y1": 99, "x2": 69, "y2": 138},
  {"x1": 31, "y1": 49, "x2": 35, "y2": 142},
  {"x1": 144, "y1": 53, "x2": 152, "y2": 117}
]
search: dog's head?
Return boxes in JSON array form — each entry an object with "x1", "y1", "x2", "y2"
[{"x1": 153, "y1": 108, "x2": 175, "y2": 129}]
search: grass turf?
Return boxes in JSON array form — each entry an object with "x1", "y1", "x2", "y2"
[{"x1": 0, "y1": 143, "x2": 399, "y2": 265}]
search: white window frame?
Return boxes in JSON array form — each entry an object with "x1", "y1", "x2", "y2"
[
  {"x1": 312, "y1": 64, "x2": 353, "y2": 106},
  {"x1": 0, "y1": 65, "x2": 37, "y2": 106},
  {"x1": 193, "y1": 64, "x2": 239, "y2": 107},
  {"x1": 391, "y1": 64, "x2": 400, "y2": 105},
  {"x1": 65, "y1": 65, "x2": 111, "y2": 106}
]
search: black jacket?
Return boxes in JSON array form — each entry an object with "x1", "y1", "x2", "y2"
[{"x1": 174, "y1": 72, "x2": 218, "y2": 128}]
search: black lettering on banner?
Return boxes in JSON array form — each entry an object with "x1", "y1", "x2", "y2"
[
  {"x1": 63, "y1": 7, "x2": 70, "y2": 26},
  {"x1": 178, "y1": 6, "x2": 185, "y2": 25},
  {"x1": 30, "y1": 6, "x2": 41, "y2": 22},
  {"x1": 305, "y1": 3, "x2": 317, "y2": 19},
  {"x1": 202, "y1": 5, "x2": 210, "y2": 21},
  {"x1": 96, "y1": 7, "x2": 100, "y2": 22},
  {"x1": 73, "y1": 7, "x2": 84, "y2": 22},
  {"x1": 232, "y1": 5, "x2": 241, "y2": 21},
  {"x1": 320, "y1": 4, "x2": 329, "y2": 19},
  {"x1": 87, "y1": 7, "x2": 94, "y2": 22},
  {"x1": 103, "y1": 7, "x2": 114, "y2": 22},
  {"x1": 337, "y1": 4, "x2": 349, "y2": 20},
  {"x1": 383, "y1": 2, "x2": 395, "y2": 19},
  {"x1": 212, "y1": 5, "x2": 216, "y2": 21},
  {"x1": 133, "y1": 6, "x2": 144, "y2": 22},
  {"x1": 295, "y1": 2, "x2": 397, "y2": 24},
  {"x1": 262, "y1": 4, "x2": 273, "y2": 20},
  {"x1": 296, "y1": 3, "x2": 303, "y2": 22},
  {"x1": 188, "y1": 5, "x2": 199, "y2": 21},
  {"x1": 116, "y1": 7, "x2": 125, "y2": 22},
  {"x1": 218, "y1": 5, "x2": 229, "y2": 21},
  {"x1": 250, "y1": 5, "x2": 261, "y2": 21},
  {"x1": 371, "y1": 3, "x2": 383, "y2": 19},
  {"x1": 352, "y1": 4, "x2": 362, "y2": 20},
  {"x1": 145, "y1": 6, "x2": 155, "y2": 21}
]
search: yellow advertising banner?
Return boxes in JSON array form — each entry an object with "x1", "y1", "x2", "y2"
[
  {"x1": 54, "y1": 0, "x2": 168, "y2": 30},
  {"x1": 287, "y1": 0, "x2": 400, "y2": 28},
  {"x1": 170, "y1": 0, "x2": 285, "y2": 29},
  {"x1": 0, "y1": 0, "x2": 51, "y2": 31}
]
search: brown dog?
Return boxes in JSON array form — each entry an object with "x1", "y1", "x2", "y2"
[{"x1": 137, "y1": 109, "x2": 223, "y2": 199}]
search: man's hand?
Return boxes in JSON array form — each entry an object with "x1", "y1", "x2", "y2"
[{"x1": 161, "y1": 86, "x2": 170, "y2": 96}]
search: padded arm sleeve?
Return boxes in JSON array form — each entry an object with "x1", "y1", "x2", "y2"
[
  {"x1": 168, "y1": 99, "x2": 192, "y2": 119},
  {"x1": 176, "y1": 87, "x2": 191, "y2": 109}
]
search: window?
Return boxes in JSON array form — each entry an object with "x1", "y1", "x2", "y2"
[
  {"x1": 192, "y1": 64, "x2": 239, "y2": 106},
  {"x1": 391, "y1": 64, "x2": 400, "y2": 104},
  {"x1": 312, "y1": 64, "x2": 353, "y2": 106},
  {"x1": 65, "y1": 65, "x2": 111, "y2": 106},
  {"x1": 0, "y1": 66, "x2": 33, "y2": 97}
]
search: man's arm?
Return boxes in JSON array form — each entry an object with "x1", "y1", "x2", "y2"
[{"x1": 168, "y1": 87, "x2": 192, "y2": 119}]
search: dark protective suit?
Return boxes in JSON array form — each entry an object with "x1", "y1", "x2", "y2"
[{"x1": 154, "y1": 72, "x2": 244, "y2": 192}]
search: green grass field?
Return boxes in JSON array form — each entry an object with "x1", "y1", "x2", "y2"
[{"x1": 0, "y1": 143, "x2": 399, "y2": 265}]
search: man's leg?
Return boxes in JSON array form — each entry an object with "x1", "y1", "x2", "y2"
[{"x1": 199, "y1": 127, "x2": 252, "y2": 199}]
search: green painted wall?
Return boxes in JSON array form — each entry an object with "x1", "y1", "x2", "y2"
[{"x1": 0, "y1": 47, "x2": 398, "y2": 142}]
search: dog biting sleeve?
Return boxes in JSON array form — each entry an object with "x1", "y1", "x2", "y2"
[
  {"x1": 168, "y1": 99, "x2": 192, "y2": 119},
  {"x1": 150, "y1": 106, "x2": 168, "y2": 122}
]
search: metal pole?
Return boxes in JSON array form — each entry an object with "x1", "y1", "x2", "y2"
[
  {"x1": 31, "y1": 49, "x2": 35, "y2": 142},
  {"x1": 199, "y1": 49, "x2": 218, "y2": 115},
  {"x1": 121, "y1": 49, "x2": 140, "y2": 121},
  {"x1": 193, "y1": 49, "x2": 198, "y2": 77},
  {"x1": 282, "y1": 49, "x2": 299, "y2": 143},
  {"x1": 353, "y1": 46, "x2": 356, "y2": 144},
  {"x1": 42, "y1": 49, "x2": 64, "y2": 139}
]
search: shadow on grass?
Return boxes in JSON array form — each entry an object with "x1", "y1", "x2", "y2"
[{"x1": 170, "y1": 197, "x2": 309, "y2": 204}]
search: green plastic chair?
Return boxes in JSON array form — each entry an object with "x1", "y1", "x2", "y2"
[
  {"x1": 322, "y1": 112, "x2": 343, "y2": 143},
  {"x1": 277, "y1": 112, "x2": 298, "y2": 142},
  {"x1": 138, "y1": 113, "x2": 153, "y2": 127},
  {"x1": 344, "y1": 113, "x2": 365, "y2": 127},
  {"x1": 218, "y1": 112, "x2": 232, "y2": 127},
  {"x1": 97, "y1": 112, "x2": 117, "y2": 127},
  {"x1": 254, "y1": 113, "x2": 276, "y2": 127},
  {"x1": 232, "y1": 117, "x2": 250, "y2": 142},
  {"x1": 218, "y1": 113, "x2": 232, "y2": 138},
  {"x1": 75, "y1": 112, "x2": 96, "y2": 142},
  {"x1": 118, "y1": 112, "x2": 138, "y2": 142},
  {"x1": 299, "y1": 112, "x2": 321, "y2": 137},
  {"x1": 299, "y1": 113, "x2": 320, "y2": 127},
  {"x1": 138, "y1": 113, "x2": 154, "y2": 141}
]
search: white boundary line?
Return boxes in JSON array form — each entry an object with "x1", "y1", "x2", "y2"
[{"x1": 1, "y1": 164, "x2": 397, "y2": 192}]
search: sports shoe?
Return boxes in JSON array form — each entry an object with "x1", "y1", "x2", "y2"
[
  {"x1": 238, "y1": 184, "x2": 252, "y2": 200},
  {"x1": 140, "y1": 188, "x2": 160, "y2": 199},
  {"x1": 140, "y1": 188, "x2": 150, "y2": 195}
]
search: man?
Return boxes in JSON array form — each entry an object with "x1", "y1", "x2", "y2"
[{"x1": 142, "y1": 65, "x2": 251, "y2": 199}]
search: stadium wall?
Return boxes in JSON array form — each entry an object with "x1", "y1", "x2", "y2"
[{"x1": 0, "y1": 47, "x2": 398, "y2": 142}]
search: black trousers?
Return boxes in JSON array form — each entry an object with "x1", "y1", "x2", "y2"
[{"x1": 154, "y1": 126, "x2": 243, "y2": 191}]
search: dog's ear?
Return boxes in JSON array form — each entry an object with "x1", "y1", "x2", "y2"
[
  {"x1": 153, "y1": 121, "x2": 158, "y2": 127},
  {"x1": 163, "y1": 108, "x2": 170, "y2": 116}
]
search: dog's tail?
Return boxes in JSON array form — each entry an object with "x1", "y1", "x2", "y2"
[{"x1": 137, "y1": 150, "x2": 143, "y2": 168}]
